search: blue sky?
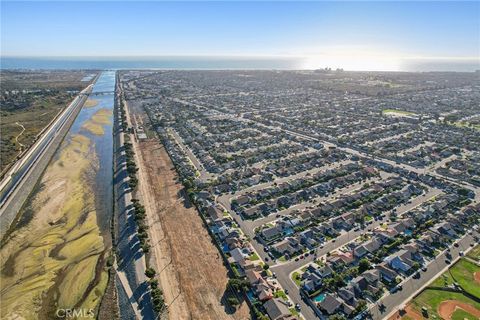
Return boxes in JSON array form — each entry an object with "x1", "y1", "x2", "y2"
[{"x1": 1, "y1": 1, "x2": 479, "y2": 69}]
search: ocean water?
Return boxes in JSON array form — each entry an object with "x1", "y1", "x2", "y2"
[
  {"x1": 1, "y1": 56, "x2": 478, "y2": 72},
  {"x1": 0, "y1": 56, "x2": 303, "y2": 70}
]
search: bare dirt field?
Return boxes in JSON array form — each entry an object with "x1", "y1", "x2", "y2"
[
  {"x1": 388, "y1": 304, "x2": 423, "y2": 320},
  {"x1": 438, "y1": 300, "x2": 480, "y2": 320},
  {"x1": 133, "y1": 137, "x2": 250, "y2": 320},
  {"x1": 404, "y1": 305, "x2": 423, "y2": 320}
]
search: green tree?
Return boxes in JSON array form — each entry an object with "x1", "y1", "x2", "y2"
[
  {"x1": 228, "y1": 278, "x2": 250, "y2": 292},
  {"x1": 145, "y1": 267, "x2": 156, "y2": 278},
  {"x1": 149, "y1": 279, "x2": 159, "y2": 289},
  {"x1": 355, "y1": 299, "x2": 367, "y2": 313},
  {"x1": 227, "y1": 296, "x2": 240, "y2": 307},
  {"x1": 333, "y1": 273, "x2": 345, "y2": 288},
  {"x1": 358, "y1": 258, "x2": 371, "y2": 273}
]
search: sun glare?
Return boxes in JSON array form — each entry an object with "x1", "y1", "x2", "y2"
[{"x1": 302, "y1": 48, "x2": 402, "y2": 71}]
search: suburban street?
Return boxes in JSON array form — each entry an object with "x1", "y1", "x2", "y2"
[
  {"x1": 270, "y1": 187, "x2": 443, "y2": 320},
  {"x1": 165, "y1": 93, "x2": 480, "y2": 320},
  {"x1": 121, "y1": 70, "x2": 480, "y2": 320},
  {"x1": 371, "y1": 229, "x2": 480, "y2": 320}
]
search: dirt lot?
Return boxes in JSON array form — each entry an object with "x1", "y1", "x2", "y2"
[
  {"x1": 134, "y1": 138, "x2": 250, "y2": 320},
  {"x1": 388, "y1": 304, "x2": 423, "y2": 320},
  {"x1": 438, "y1": 300, "x2": 480, "y2": 320}
]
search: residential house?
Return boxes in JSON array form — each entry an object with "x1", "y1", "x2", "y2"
[
  {"x1": 263, "y1": 298, "x2": 291, "y2": 320},
  {"x1": 317, "y1": 294, "x2": 342, "y2": 315},
  {"x1": 376, "y1": 263, "x2": 398, "y2": 284}
]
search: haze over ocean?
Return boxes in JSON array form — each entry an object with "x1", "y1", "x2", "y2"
[{"x1": 1, "y1": 56, "x2": 478, "y2": 72}]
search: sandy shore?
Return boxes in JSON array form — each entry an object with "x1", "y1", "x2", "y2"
[
  {"x1": 82, "y1": 108, "x2": 112, "y2": 136},
  {"x1": 84, "y1": 99, "x2": 99, "y2": 108}
]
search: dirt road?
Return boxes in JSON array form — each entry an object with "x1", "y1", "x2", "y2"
[
  {"x1": 124, "y1": 100, "x2": 250, "y2": 320},
  {"x1": 136, "y1": 139, "x2": 250, "y2": 320}
]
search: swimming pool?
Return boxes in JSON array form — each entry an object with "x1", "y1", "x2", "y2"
[{"x1": 313, "y1": 293, "x2": 326, "y2": 303}]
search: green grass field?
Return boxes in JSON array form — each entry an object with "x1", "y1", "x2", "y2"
[
  {"x1": 412, "y1": 290, "x2": 480, "y2": 319},
  {"x1": 382, "y1": 109, "x2": 417, "y2": 117},
  {"x1": 412, "y1": 258, "x2": 480, "y2": 319},
  {"x1": 467, "y1": 245, "x2": 480, "y2": 262},
  {"x1": 452, "y1": 308, "x2": 478, "y2": 320},
  {"x1": 432, "y1": 258, "x2": 480, "y2": 298},
  {"x1": 249, "y1": 252, "x2": 260, "y2": 261},
  {"x1": 449, "y1": 258, "x2": 480, "y2": 298},
  {"x1": 273, "y1": 290, "x2": 288, "y2": 301}
]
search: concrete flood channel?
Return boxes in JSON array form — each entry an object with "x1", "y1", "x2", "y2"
[{"x1": 0, "y1": 71, "x2": 118, "y2": 319}]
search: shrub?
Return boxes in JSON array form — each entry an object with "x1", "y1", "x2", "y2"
[
  {"x1": 145, "y1": 267, "x2": 156, "y2": 278},
  {"x1": 106, "y1": 255, "x2": 114, "y2": 268},
  {"x1": 141, "y1": 243, "x2": 150, "y2": 254},
  {"x1": 227, "y1": 296, "x2": 240, "y2": 307},
  {"x1": 149, "y1": 279, "x2": 159, "y2": 289}
]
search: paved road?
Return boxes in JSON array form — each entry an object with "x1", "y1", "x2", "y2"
[
  {"x1": 165, "y1": 97, "x2": 478, "y2": 319},
  {"x1": 371, "y1": 230, "x2": 480, "y2": 320},
  {"x1": 116, "y1": 83, "x2": 154, "y2": 320},
  {"x1": 169, "y1": 128, "x2": 214, "y2": 182},
  {"x1": 114, "y1": 262, "x2": 144, "y2": 320},
  {"x1": 269, "y1": 188, "x2": 442, "y2": 320},
  {"x1": 230, "y1": 159, "x2": 352, "y2": 200}
]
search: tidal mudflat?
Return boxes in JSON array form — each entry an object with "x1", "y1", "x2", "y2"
[{"x1": 0, "y1": 72, "x2": 115, "y2": 319}]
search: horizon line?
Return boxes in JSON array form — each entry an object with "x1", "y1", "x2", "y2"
[{"x1": 2, "y1": 54, "x2": 480, "y2": 61}]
